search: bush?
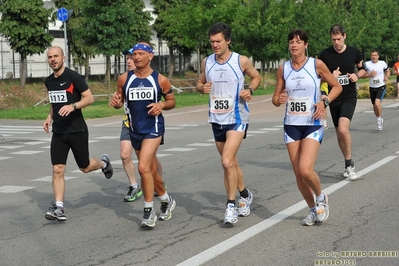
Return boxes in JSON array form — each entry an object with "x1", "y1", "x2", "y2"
[{"x1": 357, "y1": 81, "x2": 397, "y2": 99}]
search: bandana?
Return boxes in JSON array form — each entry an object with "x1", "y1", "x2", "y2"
[{"x1": 122, "y1": 43, "x2": 154, "y2": 55}]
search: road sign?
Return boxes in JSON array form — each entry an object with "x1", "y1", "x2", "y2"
[{"x1": 57, "y1": 8, "x2": 68, "y2": 22}]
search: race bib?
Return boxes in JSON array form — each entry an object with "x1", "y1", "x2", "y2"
[
  {"x1": 287, "y1": 97, "x2": 311, "y2": 116},
  {"x1": 48, "y1": 90, "x2": 67, "y2": 103},
  {"x1": 128, "y1": 87, "x2": 154, "y2": 101},
  {"x1": 371, "y1": 78, "x2": 382, "y2": 85},
  {"x1": 210, "y1": 95, "x2": 233, "y2": 113},
  {"x1": 337, "y1": 75, "x2": 349, "y2": 85}
]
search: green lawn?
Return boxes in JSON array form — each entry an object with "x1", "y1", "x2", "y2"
[{"x1": 0, "y1": 86, "x2": 275, "y2": 120}]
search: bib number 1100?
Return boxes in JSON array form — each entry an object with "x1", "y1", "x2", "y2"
[{"x1": 128, "y1": 87, "x2": 154, "y2": 101}]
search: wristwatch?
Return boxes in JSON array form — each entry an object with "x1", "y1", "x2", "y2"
[
  {"x1": 246, "y1": 87, "x2": 254, "y2": 95},
  {"x1": 72, "y1": 103, "x2": 77, "y2": 111},
  {"x1": 322, "y1": 98, "x2": 330, "y2": 108}
]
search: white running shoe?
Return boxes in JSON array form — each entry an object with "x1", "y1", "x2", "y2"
[
  {"x1": 159, "y1": 197, "x2": 176, "y2": 221},
  {"x1": 301, "y1": 209, "x2": 317, "y2": 226},
  {"x1": 324, "y1": 120, "x2": 328, "y2": 130},
  {"x1": 140, "y1": 207, "x2": 157, "y2": 230},
  {"x1": 343, "y1": 165, "x2": 358, "y2": 181},
  {"x1": 377, "y1": 118, "x2": 383, "y2": 131},
  {"x1": 237, "y1": 190, "x2": 253, "y2": 217},
  {"x1": 315, "y1": 193, "x2": 329, "y2": 223},
  {"x1": 224, "y1": 204, "x2": 238, "y2": 227}
]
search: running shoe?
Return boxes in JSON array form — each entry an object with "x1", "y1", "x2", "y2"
[
  {"x1": 45, "y1": 203, "x2": 67, "y2": 221},
  {"x1": 343, "y1": 165, "x2": 358, "y2": 181},
  {"x1": 237, "y1": 190, "x2": 253, "y2": 217},
  {"x1": 377, "y1": 118, "x2": 383, "y2": 131},
  {"x1": 124, "y1": 186, "x2": 143, "y2": 202},
  {"x1": 315, "y1": 193, "x2": 329, "y2": 223},
  {"x1": 140, "y1": 207, "x2": 157, "y2": 230},
  {"x1": 159, "y1": 197, "x2": 176, "y2": 221},
  {"x1": 224, "y1": 204, "x2": 238, "y2": 227},
  {"x1": 101, "y1": 154, "x2": 113, "y2": 179},
  {"x1": 301, "y1": 209, "x2": 316, "y2": 226}
]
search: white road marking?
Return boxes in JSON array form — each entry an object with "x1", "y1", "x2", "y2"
[
  {"x1": 0, "y1": 186, "x2": 35, "y2": 193},
  {"x1": 10, "y1": 150, "x2": 44, "y2": 155},
  {"x1": 259, "y1": 127, "x2": 282, "y2": 131},
  {"x1": 186, "y1": 143, "x2": 214, "y2": 147},
  {"x1": 163, "y1": 147, "x2": 197, "y2": 152},
  {"x1": 177, "y1": 155, "x2": 398, "y2": 266},
  {"x1": 0, "y1": 145, "x2": 23, "y2": 149},
  {"x1": 33, "y1": 176, "x2": 78, "y2": 182}
]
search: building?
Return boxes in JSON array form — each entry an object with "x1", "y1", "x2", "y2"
[{"x1": 0, "y1": 0, "x2": 175, "y2": 79}]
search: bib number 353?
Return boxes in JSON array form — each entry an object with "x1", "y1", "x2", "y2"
[{"x1": 210, "y1": 95, "x2": 233, "y2": 113}]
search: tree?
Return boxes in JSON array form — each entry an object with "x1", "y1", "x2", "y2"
[
  {"x1": 379, "y1": 1, "x2": 399, "y2": 65},
  {"x1": 0, "y1": 0, "x2": 53, "y2": 87},
  {"x1": 81, "y1": 0, "x2": 152, "y2": 100},
  {"x1": 158, "y1": 0, "x2": 249, "y2": 75},
  {"x1": 82, "y1": 0, "x2": 152, "y2": 83},
  {"x1": 53, "y1": 0, "x2": 96, "y2": 82}
]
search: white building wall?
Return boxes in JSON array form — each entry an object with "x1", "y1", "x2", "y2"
[{"x1": 0, "y1": 0, "x2": 171, "y2": 79}]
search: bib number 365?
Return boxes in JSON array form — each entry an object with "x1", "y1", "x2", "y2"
[{"x1": 287, "y1": 97, "x2": 311, "y2": 116}]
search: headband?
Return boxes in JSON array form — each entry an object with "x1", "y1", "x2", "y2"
[{"x1": 122, "y1": 43, "x2": 154, "y2": 55}]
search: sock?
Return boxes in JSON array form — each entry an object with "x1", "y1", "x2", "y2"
[
  {"x1": 316, "y1": 193, "x2": 325, "y2": 202},
  {"x1": 159, "y1": 192, "x2": 169, "y2": 202},
  {"x1": 55, "y1": 201, "x2": 64, "y2": 209},
  {"x1": 239, "y1": 188, "x2": 249, "y2": 198},
  {"x1": 102, "y1": 161, "x2": 108, "y2": 169},
  {"x1": 131, "y1": 183, "x2": 138, "y2": 189},
  {"x1": 345, "y1": 159, "x2": 353, "y2": 168},
  {"x1": 227, "y1": 199, "x2": 235, "y2": 207},
  {"x1": 144, "y1": 201, "x2": 154, "y2": 209}
]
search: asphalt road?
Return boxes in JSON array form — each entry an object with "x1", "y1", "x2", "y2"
[{"x1": 0, "y1": 95, "x2": 398, "y2": 266}]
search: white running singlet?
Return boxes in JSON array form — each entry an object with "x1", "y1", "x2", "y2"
[
  {"x1": 283, "y1": 57, "x2": 322, "y2": 126},
  {"x1": 205, "y1": 52, "x2": 248, "y2": 125}
]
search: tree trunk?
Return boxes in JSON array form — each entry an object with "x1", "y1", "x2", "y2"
[
  {"x1": 183, "y1": 55, "x2": 187, "y2": 75},
  {"x1": 178, "y1": 53, "x2": 182, "y2": 75},
  {"x1": 168, "y1": 48, "x2": 174, "y2": 79},
  {"x1": 84, "y1": 55, "x2": 90, "y2": 83},
  {"x1": 20, "y1": 54, "x2": 27, "y2": 88},
  {"x1": 106, "y1": 56, "x2": 111, "y2": 103},
  {"x1": 104, "y1": 56, "x2": 110, "y2": 83},
  {"x1": 197, "y1": 47, "x2": 201, "y2": 77}
]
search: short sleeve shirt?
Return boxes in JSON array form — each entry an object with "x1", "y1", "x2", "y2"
[{"x1": 44, "y1": 67, "x2": 89, "y2": 134}]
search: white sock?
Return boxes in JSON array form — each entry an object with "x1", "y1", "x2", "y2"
[
  {"x1": 55, "y1": 201, "x2": 64, "y2": 209},
  {"x1": 159, "y1": 192, "x2": 169, "y2": 202},
  {"x1": 316, "y1": 193, "x2": 325, "y2": 202},
  {"x1": 144, "y1": 201, "x2": 154, "y2": 208},
  {"x1": 131, "y1": 183, "x2": 138, "y2": 189}
]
